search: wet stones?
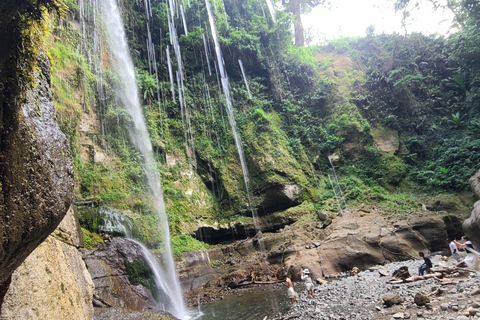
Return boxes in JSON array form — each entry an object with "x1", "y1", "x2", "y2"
[
  {"x1": 413, "y1": 293, "x2": 430, "y2": 306},
  {"x1": 383, "y1": 293, "x2": 404, "y2": 307}
]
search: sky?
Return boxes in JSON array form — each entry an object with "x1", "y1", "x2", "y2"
[{"x1": 302, "y1": 0, "x2": 455, "y2": 44}]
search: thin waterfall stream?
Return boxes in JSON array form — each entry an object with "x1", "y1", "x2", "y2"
[
  {"x1": 101, "y1": 0, "x2": 187, "y2": 318},
  {"x1": 205, "y1": 0, "x2": 264, "y2": 249},
  {"x1": 327, "y1": 156, "x2": 349, "y2": 217}
]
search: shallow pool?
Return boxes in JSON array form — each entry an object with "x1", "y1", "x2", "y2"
[{"x1": 186, "y1": 285, "x2": 292, "y2": 320}]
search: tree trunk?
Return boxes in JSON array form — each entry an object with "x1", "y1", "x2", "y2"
[{"x1": 293, "y1": 0, "x2": 304, "y2": 47}]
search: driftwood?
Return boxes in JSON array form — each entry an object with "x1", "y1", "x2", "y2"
[
  {"x1": 388, "y1": 272, "x2": 443, "y2": 284},
  {"x1": 428, "y1": 287, "x2": 442, "y2": 297},
  {"x1": 271, "y1": 313, "x2": 302, "y2": 320},
  {"x1": 227, "y1": 279, "x2": 283, "y2": 289},
  {"x1": 388, "y1": 265, "x2": 477, "y2": 284},
  {"x1": 278, "y1": 314, "x2": 301, "y2": 320}
]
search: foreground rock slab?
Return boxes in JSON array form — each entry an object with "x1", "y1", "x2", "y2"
[{"x1": 0, "y1": 208, "x2": 93, "y2": 320}]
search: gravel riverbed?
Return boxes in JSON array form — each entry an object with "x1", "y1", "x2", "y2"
[{"x1": 275, "y1": 256, "x2": 480, "y2": 320}]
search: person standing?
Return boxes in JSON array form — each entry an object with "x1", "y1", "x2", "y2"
[
  {"x1": 418, "y1": 252, "x2": 432, "y2": 276},
  {"x1": 455, "y1": 236, "x2": 479, "y2": 270},
  {"x1": 449, "y1": 239, "x2": 461, "y2": 262},
  {"x1": 285, "y1": 277, "x2": 297, "y2": 303},
  {"x1": 301, "y1": 269, "x2": 315, "y2": 298}
]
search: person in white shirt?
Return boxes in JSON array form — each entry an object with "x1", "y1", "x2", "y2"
[
  {"x1": 301, "y1": 269, "x2": 315, "y2": 299},
  {"x1": 449, "y1": 239, "x2": 461, "y2": 262},
  {"x1": 455, "y1": 236, "x2": 480, "y2": 270}
]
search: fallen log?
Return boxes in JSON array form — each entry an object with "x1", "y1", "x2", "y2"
[
  {"x1": 428, "y1": 287, "x2": 442, "y2": 297},
  {"x1": 272, "y1": 313, "x2": 302, "y2": 320},
  {"x1": 388, "y1": 272, "x2": 443, "y2": 284},
  {"x1": 228, "y1": 280, "x2": 283, "y2": 288}
]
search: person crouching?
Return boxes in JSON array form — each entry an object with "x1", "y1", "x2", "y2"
[{"x1": 418, "y1": 252, "x2": 432, "y2": 276}]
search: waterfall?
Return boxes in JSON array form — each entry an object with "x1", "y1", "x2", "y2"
[
  {"x1": 101, "y1": 0, "x2": 187, "y2": 318},
  {"x1": 98, "y1": 207, "x2": 132, "y2": 237},
  {"x1": 238, "y1": 59, "x2": 252, "y2": 99},
  {"x1": 202, "y1": 34, "x2": 212, "y2": 76},
  {"x1": 265, "y1": 0, "x2": 276, "y2": 22},
  {"x1": 327, "y1": 156, "x2": 349, "y2": 217},
  {"x1": 205, "y1": 0, "x2": 264, "y2": 248}
]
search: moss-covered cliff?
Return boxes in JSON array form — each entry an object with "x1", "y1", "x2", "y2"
[{"x1": 41, "y1": 0, "x2": 480, "y2": 256}]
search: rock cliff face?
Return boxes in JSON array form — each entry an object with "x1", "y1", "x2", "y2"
[
  {"x1": 0, "y1": 3, "x2": 74, "y2": 308},
  {"x1": 462, "y1": 171, "x2": 480, "y2": 246},
  {"x1": 0, "y1": 55, "x2": 74, "y2": 307},
  {"x1": 84, "y1": 238, "x2": 158, "y2": 313},
  {"x1": 278, "y1": 213, "x2": 447, "y2": 278},
  {"x1": 0, "y1": 208, "x2": 94, "y2": 320},
  {"x1": 469, "y1": 170, "x2": 480, "y2": 199},
  {"x1": 463, "y1": 202, "x2": 480, "y2": 246}
]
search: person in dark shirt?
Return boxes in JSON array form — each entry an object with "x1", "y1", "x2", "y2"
[{"x1": 418, "y1": 252, "x2": 432, "y2": 276}]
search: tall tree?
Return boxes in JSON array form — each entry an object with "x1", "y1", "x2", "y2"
[{"x1": 282, "y1": 0, "x2": 329, "y2": 47}]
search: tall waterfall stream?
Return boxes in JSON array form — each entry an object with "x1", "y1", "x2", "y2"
[{"x1": 101, "y1": 0, "x2": 187, "y2": 318}]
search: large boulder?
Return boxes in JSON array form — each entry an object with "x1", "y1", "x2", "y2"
[
  {"x1": 463, "y1": 201, "x2": 480, "y2": 246},
  {"x1": 469, "y1": 170, "x2": 480, "y2": 198},
  {"x1": 84, "y1": 238, "x2": 158, "y2": 312},
  {"x1": 257, "y1": 184, "x2": 302, "y2": 214},
  {"x1": 372, "y1": 126, "x2": 400, "y2": 152},
  {"x1": 462, "y1": 170, "x2": 480, "y2": 247},
  {"x1": 279, "y1": 213, "x2": 441, "y2": 277},
  {"x1": 177, "y1": 250, "x2": 217, "y2": 292},
  {"x1": 407, "y1": 215, "x2": 447, "y2": 252},
  {"x1": 0, "y1": 26, "x2": 74, "y2": 308},
  {"x1": 0, "y1": 208, "x2": 94, "y2": 320}
]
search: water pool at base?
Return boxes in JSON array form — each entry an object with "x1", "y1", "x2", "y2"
[{"x1": 187, "y1": 285, "x2": 292, "y2": 320}]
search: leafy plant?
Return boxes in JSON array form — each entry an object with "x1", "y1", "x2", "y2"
[{"x1": 449, "y1": 112, "x2": 464, "y2": 127}]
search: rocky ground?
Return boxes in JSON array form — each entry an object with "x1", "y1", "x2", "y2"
[{"x1": 273, "y1": 256, "x2": 480, "y2": 320}]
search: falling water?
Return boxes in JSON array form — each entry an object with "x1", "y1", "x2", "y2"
[
  {"x1": 180, "y1": 4, "x2": 188, "y2": 36},
  {"x1": 101, "y1": 0, "x2": 187, "y2": 318},
  {"x1": 205, "y1": 0, "x2": 250, "y2": 195},
  {"x1": 327, "y1": 156, "x2": 349, "y2": 217},
  {"x1": 131, "y1": 240, "x2": 188, "y2": 317},
  {"x1": 98, "y1": 207, "x2": 133, "y2": 236},
  {"x1": 202, "y1": 34, "x2": 212, "y2": 76},
  {"x1": 205, "y1": 0, "x2": 263, "y2": 247},
  {"x1": 166, "y1": 46, "x2": 176, "y2": 103},
  {"x1": 265, "y1": 0, "x2": 276, "y2": 22},
  {"x1": 238, "y1": 59, "x2": 252, "y2": 99}
]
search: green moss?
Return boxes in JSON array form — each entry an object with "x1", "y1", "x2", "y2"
[
  {"x1": 382, "y1": 154, "x2": 407, "y2": 186},
  {"x1": 171, "y1": 234, "x2": 209, "y2": 256},
  {"x1": 209, "y1": 259, "x2": 223, "y2": 267},
  {"x1": 123, "y1": 259, "x2": 156, "y2": 291},
  {"x1": 81, "y1": 228, "x2": 103, "y2": 249}
]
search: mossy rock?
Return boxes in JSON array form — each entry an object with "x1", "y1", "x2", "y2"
[{"x1": 372, "y1": 126, "x2": 399, "y2": 152}]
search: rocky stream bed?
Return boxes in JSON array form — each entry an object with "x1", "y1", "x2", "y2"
[{"x1": 270, "y1": 256, "x2": 480, "y2": 320}]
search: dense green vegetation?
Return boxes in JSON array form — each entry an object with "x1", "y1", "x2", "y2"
[
  {"x1": 49, "y1": 0, "x2": 480, "y2": 253},
  {"x1": 124, "y1": 259, "x2": 157, "y2": 292}
]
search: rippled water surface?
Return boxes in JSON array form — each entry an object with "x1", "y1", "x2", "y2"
[{"x1": 188, "y1": 285, "x2": 291, "y2": 320}]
